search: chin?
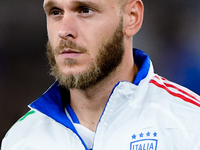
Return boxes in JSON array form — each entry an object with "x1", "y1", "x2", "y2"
[{"x1": 61, "y1": 67, "x2": 85, "y2": 76}]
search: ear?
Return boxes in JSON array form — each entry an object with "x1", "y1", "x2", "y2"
[{"x1": 123, "y1": 0, "x2": 144, "y2": 37}]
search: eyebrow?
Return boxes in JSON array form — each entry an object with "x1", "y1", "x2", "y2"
[
  {"x1": 43, "y1": 0, "x2": 101, "y2": 11},
  {"x1": 43, "y1": 0, "x2": 56, "y2": 12},
  {"x1": 72, "y1": 0, "x2": 100, "y2": 9}
]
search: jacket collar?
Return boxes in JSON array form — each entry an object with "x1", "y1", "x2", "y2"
[
  {"x1": 30, "y1": 48, "x2": 151, "y2": 121},
  {"x1": 29, "y1": 48, "x2": 151, "y2": 149}
]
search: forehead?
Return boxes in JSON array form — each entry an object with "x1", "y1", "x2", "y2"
[{"x1": 43, "y1": 0, "x2": 120, "y2": 9}]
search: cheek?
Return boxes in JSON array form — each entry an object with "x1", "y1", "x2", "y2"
[
  {"x1": 47, "y1": 22, "x2": 52, "y2": 39},
  {"x1": 47, "y1": 24, "x2": 59, "y2": 47},
  {"x1": 83, "y1": 29, "x2": 106, "y2": 59},
  {"x1": 88, "y1": 21, "x2": 118, "y2": 46}
]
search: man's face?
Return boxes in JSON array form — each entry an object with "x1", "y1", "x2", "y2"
[{"x1": 44, "y1": 0, "x2": 125, "y2": 89}]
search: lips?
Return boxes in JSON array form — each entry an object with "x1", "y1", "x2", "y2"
[
  {"x1": 59, "y1": 48, "x2": 82, "y2": 58},
  {"x1": 60, "y1": 48, "x2": 80, "y2": 54}
]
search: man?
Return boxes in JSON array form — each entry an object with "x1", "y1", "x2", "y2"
[{"x1": 2, "y1": 0, "x2": 200, "y2": 149}]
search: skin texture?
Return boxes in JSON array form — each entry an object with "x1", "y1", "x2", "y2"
[{"x1": 44, "y1": 0, "x2": 143, "y2": 131}]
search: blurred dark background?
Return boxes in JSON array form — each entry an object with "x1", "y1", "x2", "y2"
[{"x1": 1, "y1": 0, "x2": 200, "y2": 144}]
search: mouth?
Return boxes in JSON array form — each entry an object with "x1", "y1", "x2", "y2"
[
  {"x1": 59, "y1": 48, "x2": 82, "y2": 58},
  {"x1": 59, "y1": 48, "x2": 80, "y2": 54}
]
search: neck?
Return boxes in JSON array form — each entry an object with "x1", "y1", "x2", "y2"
[{"x1": 69, "y1": 47, "x2": 138, "y2": 131}]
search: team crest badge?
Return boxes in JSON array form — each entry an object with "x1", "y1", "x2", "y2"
[{"x1": 130, "y1": 132, "x2": 158, "y2": 150}]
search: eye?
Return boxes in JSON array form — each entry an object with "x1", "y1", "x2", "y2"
[
  {"x1": 51, "y1": 10, "x2": 60, "y2": 15},
  {"x1": 79, "y1": 7, "x2": 93, "y2": 14},
  {"x1": 50, "y1": 8, "x2": 62, "y2": 16}
]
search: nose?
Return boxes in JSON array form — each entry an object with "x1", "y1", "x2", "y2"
[{"x1": 58, "y1": 14, "x2": 78, "y2": 40}]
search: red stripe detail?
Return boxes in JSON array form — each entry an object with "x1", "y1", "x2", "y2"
[
  {"x1": 154, "y1": 75, "x2": 160, "y2": 80},
  {"x1": 150, "y1": 79, "x2": 200, "y2": 107},
  {"x1": 154, "y1": 75, "x2": 167, "y2": 81},
  {"x1": 163, "y1": 82, "x2": 200, "y2": 102},
  {"x1": 154, "y1": 75, "x2": 200, "y2": 102}
]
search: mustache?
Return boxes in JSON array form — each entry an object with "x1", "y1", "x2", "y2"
[{"x1": 55, "y1": 39, "x2": 87, "y2": 54}]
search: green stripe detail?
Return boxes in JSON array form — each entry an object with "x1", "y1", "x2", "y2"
[
  {"x1": 3, "y1": 110, "x2": 36, "y2": 138},
  {"x1": 19, "y1": 110, "x2": 36, "y2": 121}
]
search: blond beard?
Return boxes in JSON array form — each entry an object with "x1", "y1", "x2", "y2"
[{"x1": 46, "y1": 17, "x2": 124, "y2": 89}]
